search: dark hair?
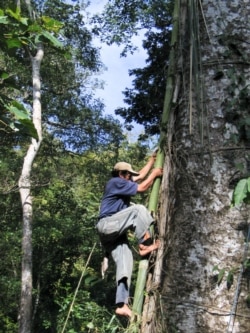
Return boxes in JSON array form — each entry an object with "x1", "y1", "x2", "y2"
[{"x1": 111, "y1": 170, "x2": 128, "y2": 177}]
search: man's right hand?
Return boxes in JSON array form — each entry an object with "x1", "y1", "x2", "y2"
[
  {"x1": 152, "y1": 167, "x2": 163, "y2": 178},
  {"x1": 137, "y1": 167, "x2": 163, "y2": 192}
]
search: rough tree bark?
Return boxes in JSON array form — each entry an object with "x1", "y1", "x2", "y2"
[
  {"x1": 140, "y1": 1, "x2": 183, "y2": 331},
  {"x1": 150, "y1": 1, "x2": 250, "y2": 332},
  {"x1": 18, "y1": 44, "x2": 43, "y2": 333}
]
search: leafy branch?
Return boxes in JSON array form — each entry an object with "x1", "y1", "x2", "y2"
[{"x1": 0, "y1": 6, "x2": 64, "y2": 138}]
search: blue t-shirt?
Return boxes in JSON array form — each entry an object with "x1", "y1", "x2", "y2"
[{"x1": 99, "y1": 177, "x2": 138, "y2": 219}]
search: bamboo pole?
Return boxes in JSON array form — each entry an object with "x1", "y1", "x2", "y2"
[
  {"x1": 132, "y1": 259, "x2": 149, "y2": 314},
  {"x1": 130, "y1": 1, "x2": 180, "y2": 331}
]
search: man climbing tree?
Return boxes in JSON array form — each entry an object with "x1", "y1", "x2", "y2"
[{"x1": 96, "y1": 153, "x2": 162, "y2": 317}]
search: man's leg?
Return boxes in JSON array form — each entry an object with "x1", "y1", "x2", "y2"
[
  {"x1": 112, "y1": 205, "x2": 160, "y2": 257},
  {"x1": 115, "y1": 278, "x2": 132, "y2": 317},
  {"x1": 111, "y1": 243, "x2": 133, "y2": 317},
  {"x1": 97, "y1": 204, "x2": 154, "y2": 242}
]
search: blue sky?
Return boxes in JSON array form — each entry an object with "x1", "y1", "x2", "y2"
[{"x1": 87, "y1": 0, "x2": 147, "y2": 138}]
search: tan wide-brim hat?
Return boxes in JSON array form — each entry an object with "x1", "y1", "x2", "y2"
[{"x1": 114, "y1": 162, "x2": 139, "y2": 176}]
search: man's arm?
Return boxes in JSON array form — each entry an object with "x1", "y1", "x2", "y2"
[
  {"x1": 137, "y1": 168, "x2": 163, "y2": 193},
  {"x1": 133, "y1": 150, "x2": 158, "y2": 182}
]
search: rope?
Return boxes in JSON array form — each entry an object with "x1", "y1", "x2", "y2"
[
  {"x1": 226, "y1": 225, "x2": 250, "y2": 333},
  {"x1": 60, "y1": 242, "x2": 97, "y2": 333}
]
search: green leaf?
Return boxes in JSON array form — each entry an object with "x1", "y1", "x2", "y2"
[
  {"x1": 217, "y1": 268, "x2": 225, "y2": 285},
  {"x1": 6, "y1": 38, "x2": 23, "y2": 49},
  {"x1": 6, "y1": 8, "x2": 28, "y2": 26},
  {"x1": 232, "y1": 178, "x2": 249, "y2": 205},
  {"x1": 1, "y1": 72, "x2": 9, "y2": 79},
  {"x1": 64, "y1": 51, "x2": 72, "y2": 60},
  {"x1": 0, "y1": 15, "x2": 9, "y2": 24},
  {"x1": 2, "y1": 102, "x2": 38, "y2": 139},
  {"x1": 7, "y1": 102, "x2": 29, "y2": 120},
  {"x1": 42, "y1": 16, "x2": 64, "y2": 32},
  {"x1": 6, "y1": 102, "x2": 38, "y2": 139},
  {"x1": 41, "y1": 30, "x2": 63, "y2": 48},
  {"x1": 15, "y1": 119, "x2": 39, "y2": 140},
  {"x1": 28, "y1": 23, "x2": 42, "y2": 33},
  {"x1": 226, "y1": 270, "x2": 234, "y2": 290}
]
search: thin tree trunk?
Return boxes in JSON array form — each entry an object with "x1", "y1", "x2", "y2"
[{"x1": 18, "y1": 44, "x2": 43, "y2": 333}]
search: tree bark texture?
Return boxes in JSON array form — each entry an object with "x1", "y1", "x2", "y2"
[
  {"x1": 141, "y1": 0, "x2": 183, "y2": 328},
  {"x1": 18, "y1": 44, "x2": 43, "y2": 333},
  {"x1": 155, "y1": 1, "x2": 250, "y2": 332}
]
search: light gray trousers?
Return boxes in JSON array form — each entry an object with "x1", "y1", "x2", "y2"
[{"x1": 96, "y1": 204, "x2": 154, "y2": 303}]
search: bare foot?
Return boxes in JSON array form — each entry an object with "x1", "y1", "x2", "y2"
[
  {"x1": 139, "y1": 239, "x2": 160, "y2": 257},
  {"x1": 115, "y1": 304, "x2": 132, "y2": 317}
]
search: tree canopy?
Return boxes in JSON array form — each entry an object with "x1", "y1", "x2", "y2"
[
  {"x1": 0, "y1": 0, "x2": 124, "y2": 152},
  {"x1": 91, "y1": 0, "x2": 173, "y2": 136}
]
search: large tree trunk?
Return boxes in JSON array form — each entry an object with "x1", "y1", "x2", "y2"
[
  {"x1": 18, "y1": 44, "x2": 43, "y2": 333},
  {"x1": 152, "y1": 1, "x2": 250, "y2": 332}
]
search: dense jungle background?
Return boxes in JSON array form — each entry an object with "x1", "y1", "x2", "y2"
[{"x1": 0, "y1": 1, "x2": 249, "y2": 333}]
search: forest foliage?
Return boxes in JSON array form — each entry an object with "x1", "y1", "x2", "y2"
[
  {"x1": 0, "y1": 0, "x2": 167, "y2": 332},
  {"x1": 0, "y1": 0, "x2": 249, "y2": 332}
]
